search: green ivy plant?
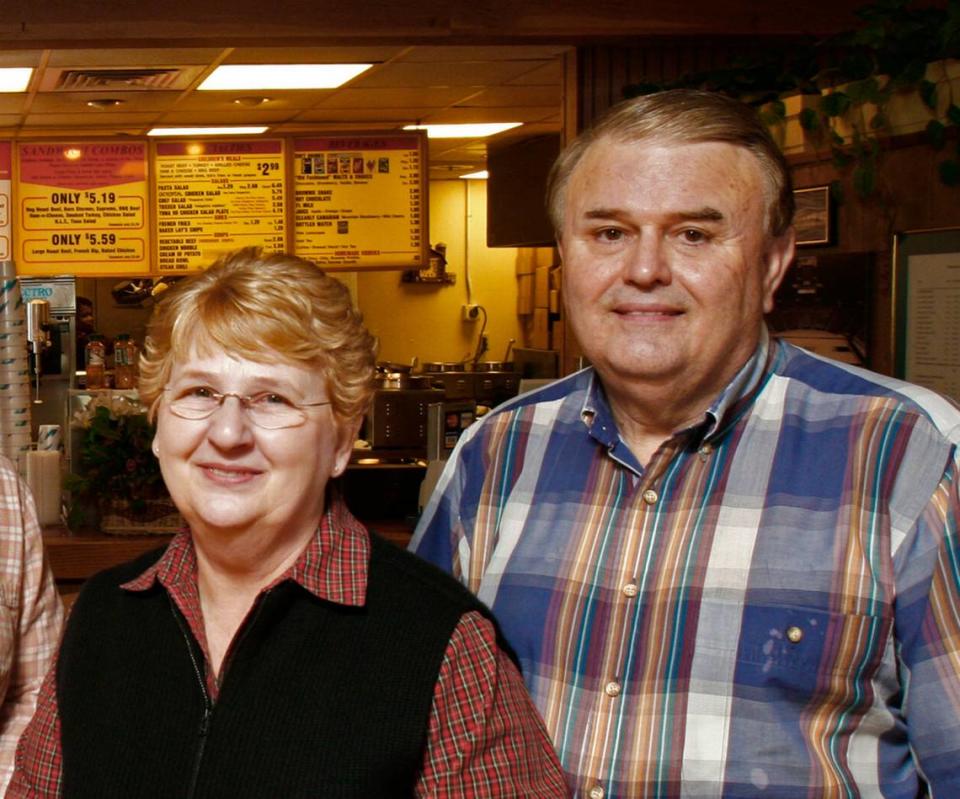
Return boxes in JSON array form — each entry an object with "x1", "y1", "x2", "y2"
[
  {"x1": 64, "y1": 394, "x2": 166, "y2": 529},
  {"x1": 625, "y1": 0, "x2": 960, "y2": 199}
]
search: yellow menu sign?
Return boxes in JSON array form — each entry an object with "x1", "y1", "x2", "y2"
[
  {"x1": 293, "y1": 133, "x2": 426, "y2": 270},
  {"x1": 154, "y1": 139, "x2": 286, "y2": 272},
  {"x1": 15, "y1": 142, "x2": 149, "y2": 275}
]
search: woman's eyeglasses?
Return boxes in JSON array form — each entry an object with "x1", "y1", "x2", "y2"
[{"x1": 163, "y1": 386, "x2": 331, "y2": 430}]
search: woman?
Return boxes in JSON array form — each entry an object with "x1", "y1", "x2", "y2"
[{"x1": 10, "y1": 249, "x2": 567, "y2": 798}]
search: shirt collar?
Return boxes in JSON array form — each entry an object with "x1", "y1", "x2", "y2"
[
  {"x1": 121, "y1": 492, "x2": 370, "y2": 607},
  {"x1": 580, "y1": 326, "x2": 774, "y2": 449}
]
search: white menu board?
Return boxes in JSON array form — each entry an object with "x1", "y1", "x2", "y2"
[
  {"x1": 154, "y1": 139, "x2": 286, "y2": 272},
  {"x1": 293, "y1": 133, "x2": 427, "y2": 270},
  {"x1": 904, "y1": 251, "x2": 960, "y2": 400}
]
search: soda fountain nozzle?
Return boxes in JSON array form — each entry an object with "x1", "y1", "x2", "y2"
[{"x1": 25, "y1": 299, "x2": 50, "y2": 404}]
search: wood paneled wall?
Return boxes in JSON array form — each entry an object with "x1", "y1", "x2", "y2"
[
  {"x1": 791, "y1": 136, "x2": 960, "y2": 375},
  {"x1": 567, "y1": 44, "x2": 960, "y2": 379}
]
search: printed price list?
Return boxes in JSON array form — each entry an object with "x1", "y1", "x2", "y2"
[
  {"x1": 905, "y1": 252, "x2": 960, "y2": 400},
  {"x1": 16, "y1": 142, "x2": 149, "y2": 272},
  {"x1": 293, "y1": 134, "x2": 425, "y2": 269},
  {"x1": 154, "y1": 140, "x2": 286, "y2": 272}
]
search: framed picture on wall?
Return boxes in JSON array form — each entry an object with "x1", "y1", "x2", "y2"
[
  {"x1": 793, "y1": 186, "x2": 832, "y2": 246},
  {"x1": 892, "y1": 227, "x2": 960, "y2": 402}
]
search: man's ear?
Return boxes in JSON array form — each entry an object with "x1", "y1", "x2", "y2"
[{"x1": 761, "y1": 228, "x2": 796, "y2": 314}]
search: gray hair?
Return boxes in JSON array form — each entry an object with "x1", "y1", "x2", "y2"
[{"x1": 546, "y1": 89, "x2": 794, "y2": 238}]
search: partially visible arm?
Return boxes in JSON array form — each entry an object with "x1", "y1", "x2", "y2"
[
  {"x1": 895, "y1": 456, "x2": 960, "y2": 796},
  {"x1": 416, "y1": 610, "x2": 569, "y2": 797},
  {"x1": 0, "y1": 467, "x2": 62, "y2": 793},
  {"x1": 5, "y1": 664, "x2": 61, "y2": 798}
]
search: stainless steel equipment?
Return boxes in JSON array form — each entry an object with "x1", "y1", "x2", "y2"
[
  {"x1": 419, "y1": 399, "x2": 477, "y2": 511},
  {"x1": 25, "y1": 299, "x2": 50, "y2": 403},
  {"x1": 366, "y1": 386, "x2": 445, "y2": 452},
  {"x1": 19, "y1": 277, "x2": 77, "y2": 460},
  {"x1": 421, "y1": 362, "x2": 519, "y2": 408}
]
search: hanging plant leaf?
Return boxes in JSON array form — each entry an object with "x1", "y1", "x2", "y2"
[
  {"x1": 947, "y1": 104, "x2": 960, "y2": 126},
  {"x1": 821, "y1": 92, "x2": 852, "y2": 118},
  {"x1": 892, "y1": 59, "x2": 929, "y2": 88},
  {"x1": 832, "y1": 148, "x2": 854, "y2": 168},
  {"x1": 829, "y1": 180, "x2": 845, "y2": 206},
  {"x1": 919, "y1": 79, "x2": 938, "y2": 110},
  {"x1": 926, "y1": 119, "x2": 947, "y2": 149},
  {"x1": 853, "y1": 163, "x2": 876, "y2": 198},
  {"x1": 799, "y1": 107, "x2": 822, "y2": 131},
  {"x1": 847, "y1": 77, "x2": 881, "y2": 104},
  {"x1": 939, "y1": 159, "x2": 960, "y2": 186}
]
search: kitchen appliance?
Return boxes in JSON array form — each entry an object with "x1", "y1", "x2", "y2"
[
  {"x1": 19, "y1": 277, "x2": 77, "y2": 459},
  {"x1": 421, "y1": 362, "x2": 519, "y2": 408},
  {"x1": 365, "y1": 385, "x2": 445, "y2": 452},
  {"x1": 419, "y1": 399, "x2": 477, "y2": 511},
  {"x1": 25, "y1": 299, "x2": 51, "y2": 403}
]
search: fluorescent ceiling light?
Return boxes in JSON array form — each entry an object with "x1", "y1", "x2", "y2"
[
  {"x1": 199, "y1": 64, "x2": 372, "y2": 91},
  {"x1": 404, "y1": 123, "x2": 522, "y2": 139},
  {"x1": 459, "y1": 170, "x2": 489, "y2": 179},
  {"x1": 147, "y1": 126, "x2": 269, "y2": 137},
  {"x1": 0, "y1": 68, "x2": 32, "y2": 92}
]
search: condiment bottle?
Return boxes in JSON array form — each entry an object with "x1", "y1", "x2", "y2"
[
  {"x1": 113, "y1": 333, "x2": 138, "y2": 389},
  {"x1": 85, "y1": 335, "x2": 106, "y2": 389}
]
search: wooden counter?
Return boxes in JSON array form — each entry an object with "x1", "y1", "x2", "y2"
[{"x1": 44, "y1": 520, "x2": 415, "y2": 603}]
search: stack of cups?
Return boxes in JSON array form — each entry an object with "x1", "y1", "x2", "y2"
[
  {"x1": 0, "y1": 261, "x2": 32, "y2": 474},
  {"x1": 27, "y1": 425, "x2": 62, "y2": 526}
]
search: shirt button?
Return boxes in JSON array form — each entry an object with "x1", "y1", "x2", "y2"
[
  {"x1": 642, "y1": 489, "x2": 658, "y2": 504},
  {"x1": 622, "y1": 582, "x2": 638, "y2": 598},
  {"x1": 589, "y1": 786, "x2": 605, "y2": 799},
  {"x1": 604, "y1": 680, "x2": 621, "y2": 697},
  {"x1": 786, "y1": 625, "x2": 803, "y2": 643}
]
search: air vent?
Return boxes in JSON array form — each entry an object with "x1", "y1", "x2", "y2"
[
  {"x1": 38, "y1": 65, "x2": 205, "y2": 93},
  {"x1": 55, "y1": 68, "x2": 182, "y2": 90}
]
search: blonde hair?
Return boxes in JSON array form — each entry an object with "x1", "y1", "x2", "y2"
[
  {"x1": 139, "y1": 248, "x2": 377, "y2": 424},
  {"x1": 547, "y1": 89, "x2": 795, "y2": 238}
]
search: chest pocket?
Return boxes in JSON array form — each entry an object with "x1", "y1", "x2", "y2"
[
  {"x1": 735, "y1": 604, "x2": 892, "y2": 700},
  {"x1": 0, "y1": 582, "x2": 19, "y2": 694}
]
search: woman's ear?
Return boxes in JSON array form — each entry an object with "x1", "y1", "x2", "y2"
[{"x1": 331, "y1": 418, "x2": 362, "y2": 478}]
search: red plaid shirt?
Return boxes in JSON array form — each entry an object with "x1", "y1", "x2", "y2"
[{"x1": 9, "y1": 497, "x2": 567, "y2": 797}]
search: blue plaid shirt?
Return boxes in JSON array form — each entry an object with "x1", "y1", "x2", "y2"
[{"x1": 411, "y1": 331, "x2": 960, "y2": 798}]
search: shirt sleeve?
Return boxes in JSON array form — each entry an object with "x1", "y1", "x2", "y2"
[
  {"x1": 5, "y1": 660, "x2": 61, "y2": 798},
  {"x1": 0, "y1": 465, "x2": 63, "y2": 795},
  {"x1": 415, "y1": 610, "x2": 569, "y2": 797},
  {"x1": 894, "y1": 455, "x2": 960, "y2": 795}
]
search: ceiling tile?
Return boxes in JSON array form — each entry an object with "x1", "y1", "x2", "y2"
[
  {"x1": 355, "y1": 60, "x2": 543, "y2": 88},
  {"x1": 312, "y1": 87, "x2": 476, "y2": 110},
  {"x1": 44, "y1": 48, "x2": 228, "y2": 67},
  {"x1": 455, "y1": 86, "x2": 560, "y2": 107}
]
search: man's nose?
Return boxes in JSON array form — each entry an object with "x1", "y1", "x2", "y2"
[{"x1": 623, "y1": 234, "x2": 672, "y2": 287}]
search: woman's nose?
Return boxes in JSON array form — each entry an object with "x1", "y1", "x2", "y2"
[{"x1": 205, "y1": 395, "x2": 256, "y2": 447}]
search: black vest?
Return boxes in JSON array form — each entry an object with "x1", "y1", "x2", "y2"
[{"x1": 57, "y1": 534, "x2": 502, "y2": 798}]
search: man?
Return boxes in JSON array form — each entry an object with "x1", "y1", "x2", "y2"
[
  {"x1": 0, "y1": 456, "x2": 62, "y2": 792},
  {"x1": 411, "y1": 89, "x2": 960, "y2": 797}
]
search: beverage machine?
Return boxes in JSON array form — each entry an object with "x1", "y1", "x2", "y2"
[{"x1": 19, "y1": 276, "x2": 77, "y2": 456}]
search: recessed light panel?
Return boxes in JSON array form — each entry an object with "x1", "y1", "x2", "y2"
[
  {"x1": 147, "y1": 126, "x2": 269, "y2": 136},
  {"x1": 404, "y1": 123, "x2": 522, "y2": 138},
  {"x1": 198, "y1": 64, "x2": 372, "y2": 91},
  {"x1": 0, "y1": 68, "x2": 33, "y2": 92}
]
